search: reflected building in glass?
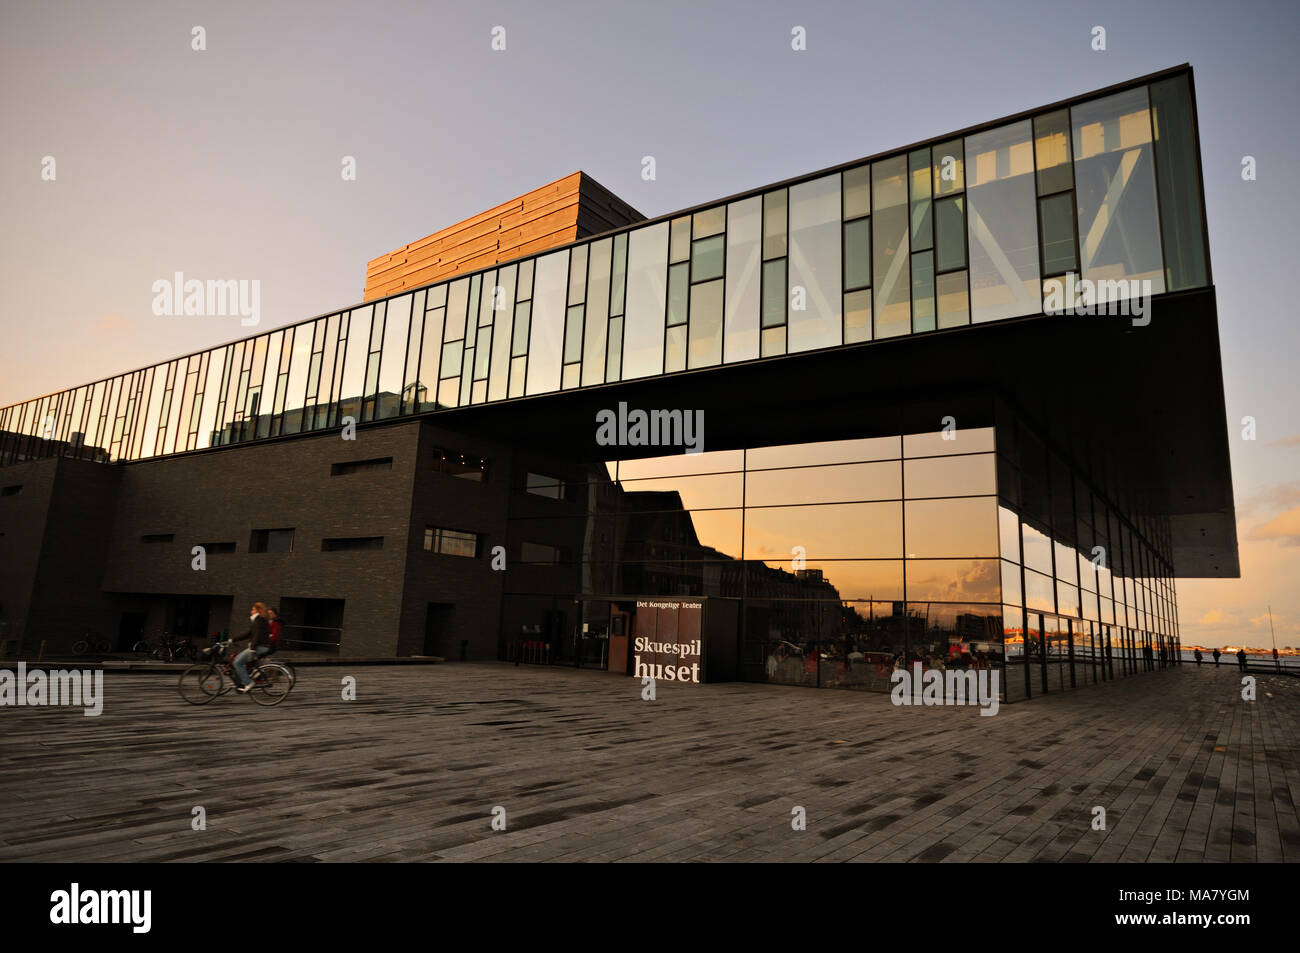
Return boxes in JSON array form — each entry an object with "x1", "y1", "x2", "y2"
[{"x1": 0, "y1": 67, "x2": 1234, "y2": 701}]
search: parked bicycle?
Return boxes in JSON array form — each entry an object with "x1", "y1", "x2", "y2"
[
  {"x1": 71, "y1": 634, "x2": 113, "y2": 655},
  {"x1": 177, "y1": 640, "x2": 293, "y2": 706},
  {"x1": 149, "y1": 631, "x2": 197, "y2": 663}
]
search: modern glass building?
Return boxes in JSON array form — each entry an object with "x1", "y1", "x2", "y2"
[{"x1": 0, "y1": 66, "x2": 1234, "y2": 701}]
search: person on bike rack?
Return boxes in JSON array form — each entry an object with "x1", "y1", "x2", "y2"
[{"x1": 230, "y1": 602, "x2": 272, "y2": 694}]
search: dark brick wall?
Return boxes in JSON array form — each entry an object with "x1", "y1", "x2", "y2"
[
  {"x1": 29, "y1": 458, "x2": 121, "y2": 652},
  {"x1": 102, "y1": 421, "x2": 423, "y2": 656},
  {"x1": 396, "y1": 422, "x2": 512, "y2": 660},
  {"x1": 0, "y1": 459, "x2": 58, "y2": 654}
]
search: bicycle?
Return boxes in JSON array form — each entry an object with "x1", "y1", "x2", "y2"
[
  {"x1": 71, "y1": 634, "x2": 112, "y2": 655},
  {"x1": 149, "y1": 631, "x2": 198, "y2": 663},
  {"x1": 177, "y1": 641, "x2": 294, "y2": 706}
]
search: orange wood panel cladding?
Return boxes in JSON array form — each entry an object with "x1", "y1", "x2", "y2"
[{"x1": 364, "y1": 172, "x2": 642, "y2": 301}]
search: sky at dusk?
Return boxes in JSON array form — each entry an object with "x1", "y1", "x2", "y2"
[{"x1": 2, "y1": 0, "x2": 1298, "y2": 649}]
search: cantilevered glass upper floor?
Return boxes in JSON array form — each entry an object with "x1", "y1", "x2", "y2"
[{"x1": 0, "y1": 66, "x2": 1211, "y2": 467}]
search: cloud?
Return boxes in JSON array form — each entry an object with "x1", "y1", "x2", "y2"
[
  {"x1": 1246, "y1": 507, "x2": 1300, "y2": 547},
  {"x1": 1270, "y1": 434, "x2": 1300, "y2": 448},
  {"x1": 1198, "y1": 609, "x2": 1227, "y2": 625}
]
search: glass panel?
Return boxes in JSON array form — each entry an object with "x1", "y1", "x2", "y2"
[
  {"x1": 622, "y1": 222, "x2": 669, "y2": 379},
  {"x1": 437, "y1": 378, "x2": 459, "y2": 407},
  {"x1": 619, "y1": 448, "x2": 743, "y2": 478},
  {"x1": 1002, "y1": 560, "x2": 1022, "y2": 607},
  {"x1": 746, "y1": 461, "x2": 900, "y2": 505},
  {"x1": 687, "y1": 278, "x2": 724, "y2": 369},
  {"x1": 525, "y1": 250, "x2": 569, "y2": 395},
  {"x1": 761, "y1": 326, "x2": 785, "y2": 357},
  {"x1": 417, "y1": 308, "x2": 444, "y2": 411},
  {"x1": 903, "y1": 426, "x2": 995, "y2": 457},
  {"x1": 787, "y1": 173, "x2": 842, "y2": 353},
  {"x1": 610, "y1": 233, "x2": 627, "y2": 315},
  {"x1": 618, "y1": 472, "x2": 743, "y2": 509},
  {"x1": 564, "y1": 305, "x2": 584, "y2": 364},
  {"x1": 561, "y1": 364, "x2": 579, "y2": 389},
  {"x1": 932, "y1": 138, "x2": 964, "y2": 195},
  {"x1": 693, "y1": 205, "x2": 726, "y2": 238},
  {"x1": 567, "y1": 248, "x2": 587, "y2": 306},
  {"x1": 516, "y1": 259, "x2": 534, "y2": 301},
  {"x1": 489, "y1": 266, "x2": 517, "y2": 401},
  {"x1": 508, "y1": 356, "x2": 526, "y2": 398},
  {"x1": 934, "y1": 195, "x2": 966, "y2": 272},
  {"x1": 936, "y1": 271, "x2": 969, "y2": 328},
  {"x1": 1150, "y1": 74, "x2": 1208, "y2": 291},
  {"x1": 872, "y1": 155, "x2": 910, "y2": 338},
  {"x1": 582, "y1": 240, "x2": 611, "y2": 387},
  {"x1": 340, "y1": 316, "x2": 369, "y2": 412},
  {"x1": 474, "y1": 326, "x2": 492, "y2": 379},
  {"x1": 761, "y1": 259, "x2": 786, "y2": 328},
  {"x1": 1040, "y1": 192, "x2": 1078, "y2": 275},
  {"x1": 665, "y1": 323, "x2": 687, "y2": 373},
  {"x1": 763, "y1": 189, "x2": 787, "y2": 259},
  {"x1": 905, "y1": 453, "x2": 996, "y2": 498},
  {"x1": 1022, "y1": 521, "x2": 1053, "y2": 575},
  {"x1": 667, "y1": 262, "x2": 689, "y2": 326},
  {"x1": 909, "y1": 148, "x2": 933, "y2": 251},
  {"x1": 748, "y1": 435, "x2": 899, "y2": 468},
  {"x1": 844, "y1": 289, "x2": 871, "y2": 343},
  {"x1": 511, "y1": 301, "x2": 530, "y2": 358},
  {"x1": 378, "y1": 295, "x2": 410, "y2": 417},
  {"x1": 198, "y1": 349, "x2": 226, "y2": 447},
  {"x1": 724, "y1": 196, "x2": 762, "y2": 363},
  {"x1": 440, "y1": 340, "x2": 462, "y2": 378},
  {"x1": 911, "y1": 251, "x2": 935, "y2": 333},
  {"x1": 744, "y1": 502, "x2": 902, "y2": 559},
  {"x1": 669, "y1": 216, "x2": 691, "y2": 263},
  {"x1": 445, "y1": 278, "x2": 469, "y2": 341},
  {"x1": 905, "y1": 497, "x2": 998, "y2": 557},
  {"x1": 691, "y1": 235, "x2": 725, "y2": 282},
  {"x1": 966, "y1": 120, "x2": 1040, "y2": 323},
  {"x1": 999, "y1": 505, "x2": 1021, "y2": 562},
  {"x1": 843, "y1": 165, "x2": 871, "y2": 219},
  {"x1": 1034, "y1": 109, "x2": 1073, "y2": 195},
  {"x1": 844, "y1": 217, "x2": 871, "y2": 291},
  {"x1": 605, "y1": 316, "x2": 623, "y2": 382},
  {"x1": 905, "y1": 559, "x2": 1000, "y2": 603},
  {"x1": 1072, "y1": 87, "x2": 1166, "y2": 293},
  {"x1": 1054, "y1": 540, "x2": 1079, "y2": 585}
]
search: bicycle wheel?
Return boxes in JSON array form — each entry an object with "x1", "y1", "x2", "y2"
[
  {"x1": 131, "y1": 640, "x2": 149, "y2": 655},
  {"x1": 72, "y1": 639, "x2": 89, "y2": 656},
  {"x1": 248, "y1": 662, "x2": 293, "y2": 706},
  {"x1": 178, "y1": 664, "x2": 224, "y2": 704}
]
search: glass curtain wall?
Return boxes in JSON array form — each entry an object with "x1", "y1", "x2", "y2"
[{"x1": 0, "y1": 73, "x2": 1207, "y2": 469}]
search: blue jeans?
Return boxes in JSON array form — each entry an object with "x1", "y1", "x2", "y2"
[{"x1": 233, "y1": 645, "x2": 270, "y2": 686}]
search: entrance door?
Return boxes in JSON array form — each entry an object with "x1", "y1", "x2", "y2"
[
  {"x1": 608, "y1": 609, "x2": 630, "y2": 675},
  {"x1": 424, "y1": 603, "x2": 454, "y2": 658},
  {"x1": 117, "y1": 612, "x2": 146, "y2": 652}
]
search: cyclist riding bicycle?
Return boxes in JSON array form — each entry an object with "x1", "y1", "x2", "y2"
[
  {"x1": 230, "y1": 602, "x2": 272, "y2": 694},
  {"x1": 266, "y1": 607, "x2": 284, "y2": 652}
]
